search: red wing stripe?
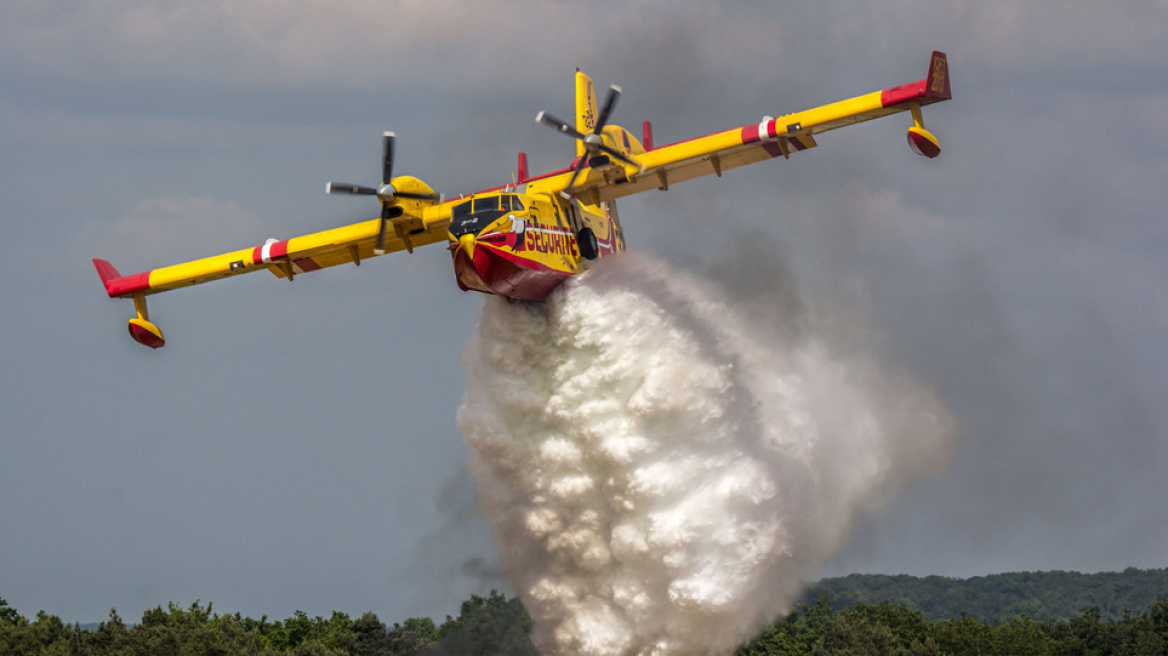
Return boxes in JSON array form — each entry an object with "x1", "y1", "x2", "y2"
[
  {"x1": 252, "y1": 246, "x2": 264, "y2": 265},
  {"x1": 740, "y1": 125, "x2": 761, "y2": 145},
  {"x1": 259, "y1": 239, "x2": 289, "y2": 263}
]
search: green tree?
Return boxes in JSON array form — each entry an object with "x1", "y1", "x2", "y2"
[
  {"x1": 431, "y1": 591, "x2": 537, "y2": 655},
  {"x1": 348, "y1": 612, "x2": 391, "y2": 656},
  {"x1": 0, "y1": 599, "x2": 18, "y2": 626},
  {"x1": 386, "y1": 616, "x2": 437, "y2": 655}
]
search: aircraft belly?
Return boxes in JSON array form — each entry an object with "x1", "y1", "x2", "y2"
[{"x1": 452, "y1": 246, "x2": 570, "y2": 302}]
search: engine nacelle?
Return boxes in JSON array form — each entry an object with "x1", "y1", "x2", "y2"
[
  {"x1": 907, "y1": 125, "x2": 941, "y2": 159},
  {"x1": 128, "y1": 317, "x2": 165, "y2": 349}
]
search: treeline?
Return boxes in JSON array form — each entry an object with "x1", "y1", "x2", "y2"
[
  {"x1": 805, "y1": 567, "x2": 1168, "y2": 621},
  {"x1": 5, "y1": 594, "x2": 1168, "y2": 655},
  {"x1": 0, "y1": 591, "x2": 536, "y2": 656},
  {"x1": 738, "y1": 596, "x2": 1168, "y2": 655},
  {"x1": 4, "y1": 569, "x2": 1168, "y2": 655}
]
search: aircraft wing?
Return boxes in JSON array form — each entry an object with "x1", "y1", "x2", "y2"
[
  {"x1": 93, "y1": 209, "x2": 451, "y2": 347},
  {"x1": 568, "y1": 51, "x2": 951, "y2": 204},
  {"x1": 93, "y1": 214, "x2": 450, "y2": 300}
]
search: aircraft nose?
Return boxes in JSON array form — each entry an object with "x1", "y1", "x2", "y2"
[{"x1": 459, "y1": 233, "x2": 476, "y2": 260}]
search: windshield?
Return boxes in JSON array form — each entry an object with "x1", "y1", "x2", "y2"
[{"x1": 449, "y1": 196, "x2": 511, "y2": 237}]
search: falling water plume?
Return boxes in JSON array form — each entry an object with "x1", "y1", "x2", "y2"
[{"x1": 459, "y1": 252, "x2": 952, "y2": 655}]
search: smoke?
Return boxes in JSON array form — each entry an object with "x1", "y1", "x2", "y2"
[{"x1": 458, "y1": 251, "x2": 953, "y2": 655}]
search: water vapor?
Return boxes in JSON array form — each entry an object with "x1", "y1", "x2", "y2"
[{"x1": 459, "y1": 252, "x2": 952, "y2": 655}]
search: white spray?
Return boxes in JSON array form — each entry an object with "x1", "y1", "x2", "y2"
[{"x1": 458, "y1": 252, "x2": 952, "y2": 656}]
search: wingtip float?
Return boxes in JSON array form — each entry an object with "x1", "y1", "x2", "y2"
[{"x1": 95, "y1": 51, "x2": 951, "y2": 349}]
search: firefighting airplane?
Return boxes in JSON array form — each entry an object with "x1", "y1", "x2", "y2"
[{"x1": 94, "y1": 52, "x2": 951, "y2": 349}]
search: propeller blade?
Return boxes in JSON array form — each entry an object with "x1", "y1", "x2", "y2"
[
  {"x1": 382, "y1": 132, "x2": 395, "y2": 184},
  {"x1": 597, "y1": 143, "x2": 638, "y2": 167},
  {"x1": 563, "y1": 156, "x2": 588, "y2": 192},
  {"x1": 593, "y1": 85, "x2": 621, "y2": 133},
  {"x1": 536, "y1": 111, "x2": 587, "y2": 140},
  {"x1": 327, "y1": 183, "x2": 378, "y2": 195}
]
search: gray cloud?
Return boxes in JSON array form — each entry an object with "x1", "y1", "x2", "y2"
[{"x1": 0, "y1": 0, "x2": 1165, "y2": 627}]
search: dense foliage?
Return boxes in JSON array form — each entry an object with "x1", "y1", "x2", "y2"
[
  {"x1": 0, "y1": 591, "x2": 533, "y2": 656},
  {"x1": 4, "y1": 569, "x2": 1168, "y2": 655},
  {"x1": 805, "y1": 568, "x2": 1168, "y2": 621},
  {"x1": 737, "y1": 596, "x2": 1168, "y2": 656}
]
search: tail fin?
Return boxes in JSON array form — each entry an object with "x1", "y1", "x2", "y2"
[
  {"x1": 575, "y1": 69, "x2": 598, "y2": 158},
  {"x1": 926, "y1": 51, "x2": 951, "y2": 100}
]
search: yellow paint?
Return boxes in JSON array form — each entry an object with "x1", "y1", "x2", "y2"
[
  {"x1": 575, "y1": 70, "x2": 597, "y2": 158},
  {"x1": 459, "y1": 233, "x2": 476, "y2": 260},
  {"x1": 102, "y1": 53, "x2": 949, "y2": 347},
  {"x1": 132, "y1": 294, "x2": 149, "y2": 321}
]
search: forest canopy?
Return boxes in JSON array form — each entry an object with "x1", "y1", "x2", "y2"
[{"x1": 3, "y1": 568, "x2": 1167, "y2": 655}]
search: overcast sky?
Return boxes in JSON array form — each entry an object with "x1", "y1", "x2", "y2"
[{"x1": 1, "y1": 0, "x2": 1166, "y2": 626}]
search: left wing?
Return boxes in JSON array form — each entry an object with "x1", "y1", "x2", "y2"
[
  {"x1": 93, "y1": 208, "x2": 450, "y2": 348},
  {"x1": 557, "y1": 51, "x2": 951, "y2": 204}
]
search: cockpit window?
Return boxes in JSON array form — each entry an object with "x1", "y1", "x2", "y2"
[
  {"x1": 511, "y1": 196, "x2": 525, "y2": 210},
  {"x1": 501, "y1": 195, "x2": 512, "y2": 211},
  {"x1": 450, "y1": 195, "x2": 510, "y2": 238}
]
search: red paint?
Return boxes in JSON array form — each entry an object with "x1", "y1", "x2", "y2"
[
  {"x1": 102, "y1": 271, "x2": 152, "y2": 297},
  {"x1": 880, "y1": 79, "x2": 928, "y2": 107},
  {"x1": 643, "y1": 121, "x2": 654, "y2": 151},
  {"x1": 452, "y1": 245, "x2": 568, "y2": 301},
  {"x1": 926, "y1": 51, "x2": 951, "y2": 100},
  {"x1": 482, "y1": 244, "x2": 558, "y2": 273},
  {"x1": 518, "y1": 152, "x2": 528, "y2": 183},
  {"x1": 92, "y1": 259, "x2": 121, "y2": 284},
  {"x1": 270, "y1": 240, "x2": 290, "y2": 260},
  {"x1": 93, "y1": 259, "x2": 151, "y2": 297},
  {"x1": 740, "y1": 125, "x2": 761, "y2": 145},
  {"x1": 908, "y1": 130, "x2": 941, "y2": 158},
  {"x1": 252, "y1": 246, "x2": 264, "y2": 265},
  {"x1": 128, "y1": 322, "x2": 165, "y2": 349}
]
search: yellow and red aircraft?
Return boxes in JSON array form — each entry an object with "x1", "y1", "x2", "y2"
[{"x1": 94, "y1": 52, "x2": 951, "y2": 349}]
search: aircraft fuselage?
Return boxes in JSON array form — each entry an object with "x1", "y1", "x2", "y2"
[{"x1": 446, "y1": 190, "x2": 625, "y2": 301}]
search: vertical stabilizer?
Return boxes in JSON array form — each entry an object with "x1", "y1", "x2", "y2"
[{"x1": 575, "y1": 70, "x2": 597, "y2": 158}]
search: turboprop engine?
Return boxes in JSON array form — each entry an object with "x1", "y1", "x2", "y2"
[{"x1": 324, "y1": 131, "x2": 440, "y2": 254}]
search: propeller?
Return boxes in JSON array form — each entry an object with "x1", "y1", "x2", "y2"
[
  {"x1": 326, "y1": 132, "x2": 439, "y2": 254},
  {"x1": 535, "y1": 85, "x2": 639, "y2": 193}
]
